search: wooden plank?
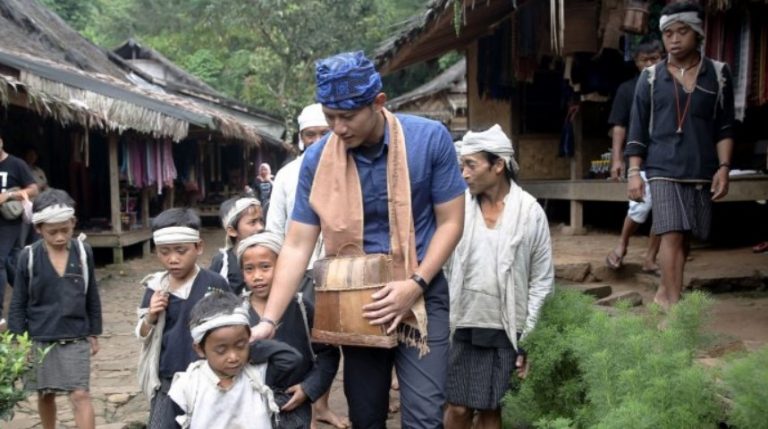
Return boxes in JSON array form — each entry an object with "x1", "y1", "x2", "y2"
[
  {"x1": 108, "y1": 134, "x2": 121, "y2": 235},
  {"x1": 85, "y1": 228, "x2": 152, "y2": 248},
  {"x1": 521, "y1": 177, "x2": 768, "y2": 203},
  {"x1": 141, "y1": 187, "x2": 150, "y2": 227}
]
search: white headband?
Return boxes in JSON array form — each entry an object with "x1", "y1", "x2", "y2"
[
  {"x1": 298, "y1": 103, "x2": 328, "y2": 132},
  {"x1": 660, "y1": 11, "x2": 704, "y2": 38},
  {"x1": 460, "y1": 124, "x2": 520, "y2": 174},
  {"x1": 153, "y1": 226, "x2": 200, "y2": 245},
  {"x1": 31, "y1": 204, "x2": 75, "y2": 225},
  {"x1": 190, "y1": 307, "x2": 250, "y2": 344},
  {"x1": 223, "y1": 198, "x2": 261, "y2": 229},
  {"x1": 236, "y1": 231, "x2": 283, "y2": 262}
]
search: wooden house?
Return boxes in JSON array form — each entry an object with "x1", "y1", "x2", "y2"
[
  {"x1": 387, "y1": 58, "x2": 467, "y2": 139},
  {"x1": 0, "y1": 0, "x2": 284, "y2": 262},
  {"x1": 375, "y1": 0, "x2": 768, "y2": 233}
]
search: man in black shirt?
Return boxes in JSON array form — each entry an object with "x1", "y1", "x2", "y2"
[
  {"x1": 0, "y1": 126, "x2": 39, "y2": 327},
  {"x1": 626, "y1": 2, "x2": 735, "y2": 309},
  {"x1": 606, "y1": 41, "x2": 663, "y2": 272}
]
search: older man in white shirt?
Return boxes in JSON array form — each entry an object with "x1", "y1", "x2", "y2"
[{"x1": 444, "y1": 124, "x2": 554, "y2": 429}]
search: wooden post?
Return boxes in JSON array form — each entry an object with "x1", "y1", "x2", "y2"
[
  {"x1": 108, "y1": 133, "x2": 124, "y2": 263},
  {"x1": 564, "y1": 110, "x2": 587, "y2": 235},
  {"x1": 141, "y1": 187, "x2": 151, "y2": 257}
]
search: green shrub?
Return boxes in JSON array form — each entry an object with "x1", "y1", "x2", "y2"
[
  {"x1": 0, "y1": 332, "x2": 42, "y2": 421},
  {"x1": 722, "y1": 346, "x2": 768, "y2": 429},
  {"x1": 503, "y1": 289, "x2": 721, "y2": 429}
]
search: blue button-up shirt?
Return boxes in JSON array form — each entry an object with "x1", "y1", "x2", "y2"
[
  {"x1": 292, "y1": 114, "x2": 466, "y2": 261},
  {"x1": 625, "y1": 58, "x2": 735, "y2": 181}
]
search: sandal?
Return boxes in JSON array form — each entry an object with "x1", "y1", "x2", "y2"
[{"x1": 605, "y1": 249, "x2": 625, "y2": 270}]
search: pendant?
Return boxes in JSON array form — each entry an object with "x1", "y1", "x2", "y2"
[{"x1": 676, "y1": 127, "x2": 683, "y2": 134}]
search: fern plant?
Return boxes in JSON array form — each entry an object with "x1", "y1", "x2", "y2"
[
  {"x1": 721, "y1": 346, "x2": 768, "y2": 429},
  {"x1": 504, "y1": 290, "x2": 722, "y2": 429}
]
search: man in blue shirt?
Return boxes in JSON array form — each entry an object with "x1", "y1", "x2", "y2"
[{"x1": 251, "y1": 51, "x2": 466, "y2": 428}]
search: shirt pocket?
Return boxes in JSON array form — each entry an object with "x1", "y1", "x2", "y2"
[
  {"x1": 60, "y1": 273, "x2": 87, "y2": 319},
  {"x1": 691, "y1": 85, "x2": 718, "y2": 119}
]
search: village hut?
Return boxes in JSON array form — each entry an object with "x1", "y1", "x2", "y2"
[
  {"x1": 376, "y1": 0, "x2": 768, "y2": 234},
  {"x1": 0, "y1": 0, "x2": 285, "y2": 262},
  {"x1": 387, "y1": 58, "x2": 467, "y2": 139}
]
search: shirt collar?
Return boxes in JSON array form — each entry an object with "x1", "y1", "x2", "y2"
[{"x1": 661, "y1": 56, "x2": 709, "y2": 81}]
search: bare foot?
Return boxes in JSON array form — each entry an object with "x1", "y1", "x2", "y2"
[
  {"x1": 314, "y1": 407, "x2": 350, "y2": 429},
  {"x1": 641, "y1": 261, "x2": 660, "y2": 275},
  {"x1": 606, "y1": 247, "x2": 626, "y2": 270},
  {"x1": 652, "y1": 294, "x2": 670, "y2": 313}
]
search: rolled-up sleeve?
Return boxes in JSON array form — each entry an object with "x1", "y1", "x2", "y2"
[{"x1": 625, "y1": 69, "x2": 652, "y2": 159}]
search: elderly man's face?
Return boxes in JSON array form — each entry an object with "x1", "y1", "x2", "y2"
[
  {"x1": 662, "y1": 21, "x2": 698, "y2": 59},
  {"x1": 300, "y1": 126, "x2": 329, "y2": 149},
  {"x1": 460, "y1": 153, "x2": 506, "y2": 196}
]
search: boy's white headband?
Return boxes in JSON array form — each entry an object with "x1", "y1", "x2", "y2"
[
  {"x1": 153, "y1": 226, "x2": 200, "y2": 245},
  {"x1": 190, "y1": 307, "x2": 250, "y2": 344},
  {"x1": 32, "y1": 204, "x2": 75, "y2": 225}
]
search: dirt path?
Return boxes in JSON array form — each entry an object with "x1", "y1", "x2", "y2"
[
  {"x1": 6, "y1": 227, "x2": 766, "y2": 428},
  {"x1": 6, "y1": 228, "x2": 395, "y2": 429}
]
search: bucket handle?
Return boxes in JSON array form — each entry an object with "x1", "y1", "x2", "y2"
[{"x1": 336, "y1": 242, "x2": 365, "y2": 257}]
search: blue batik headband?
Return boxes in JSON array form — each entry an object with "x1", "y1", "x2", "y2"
[{"x1": 315, "y1": 51, "x2": 382, "y2": 110}]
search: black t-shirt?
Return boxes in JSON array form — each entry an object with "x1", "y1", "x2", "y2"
[
  {"x1": 608, "y1": 76, "x2": 639, "y2": 128},
  {"x1": 0, "y1": 154, "x2": 36, "y2": 226}
]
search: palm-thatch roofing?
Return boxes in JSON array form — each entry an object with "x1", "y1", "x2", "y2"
[
  {"x1": 374, "y1": 0, "x2": 516, "y2": 75},
  {"x1": 112, "y1": 38, "x2": 284, "y2": 144},
  {"x1": 0, "y1": 0, "x2": 279, "y2": 144},
  {"x1": 387, "y1": 58, "x2": 466, "y2": 121}
]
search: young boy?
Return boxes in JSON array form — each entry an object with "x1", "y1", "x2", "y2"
[
  {"x1": 168, "y1": 290, "x2": 280, "y2": 429},
  {"x1": 135, "y1": 208, "x2": 231, "y2": 429},
  {"x1": 8, "y1": 188, "x2": 101, "y2": 429},
  {"x1": 237, "y1": 231, "x2": 340, "y2": 429},
  {"x1": 209, "y1": 196, "x2": 263, "y2": 296}
]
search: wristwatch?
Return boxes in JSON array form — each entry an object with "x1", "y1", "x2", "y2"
[{"x1": 410, "y1": 273, "x2": 430, "y2": 292}]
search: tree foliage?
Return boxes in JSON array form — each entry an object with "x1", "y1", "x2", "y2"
[{"x1": 41, "y1": 0, "x2": 459, "y2": 134}]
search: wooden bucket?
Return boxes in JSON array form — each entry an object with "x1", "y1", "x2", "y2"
[
  {"x1": 311, "y1": 252, "x2": 398, "y2": 348},
  {"x1": 621, "y1": 0, "x2": 649, "y2": 34}
]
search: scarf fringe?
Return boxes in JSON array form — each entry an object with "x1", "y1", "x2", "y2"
[{"x1": 397, "y1": 323, "x2": 430, "y2": 358}]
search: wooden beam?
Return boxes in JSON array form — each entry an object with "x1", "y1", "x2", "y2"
[
  {"x1": 141, "y1": 187, "x2": 151, "y2": 257},
  {"x1": 521, "y1": 178, "x2": 768, "y2": 203},
  {"x1": 108, "y1": 133, "x2": 122, "y2": 235},
  {"x1": 380, "y1": 0, "x2": 514, "y2": 74}
]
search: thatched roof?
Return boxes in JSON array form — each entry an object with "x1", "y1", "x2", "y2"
[
  {"x1": 387, "y1": 58, "x2": 466, "y2": 111},
  {"x1": 374, "y1": 0, "x2": 516, "y2": 75},
  {"x1": 112, "y1": 38, "x2": 284, "y2": 143},
  {"x1": 0, "y1": 0, "x2": 280, "y2": 144}
]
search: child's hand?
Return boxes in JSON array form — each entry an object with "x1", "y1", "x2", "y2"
[
  {"x1": 281, "y1": 384, "x2": 308, "y2": 411},
  {"x1": 88, "y1": 336, "x2": 100, "y2": 356},
  {"x1": 147, "y1": 290, "x2": 170, "y2": 323}
]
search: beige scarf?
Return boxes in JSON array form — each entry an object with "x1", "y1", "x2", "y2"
[{"x1": 309, "y1": 108, "x2": 428, "y2": 355}]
